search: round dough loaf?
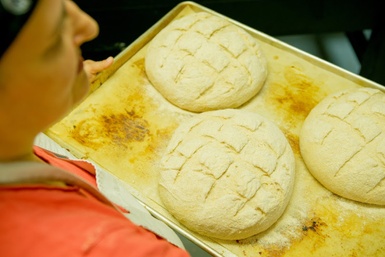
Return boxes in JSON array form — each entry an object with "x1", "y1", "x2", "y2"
[
  {"x1": 300, "y1": 87, "x2": 385, "y2": 205},
  {"x1": 145, "y1": 12, "x2": 268, "y2": 113},
  {"x1": 158, "y1": 109, "x2": 295, "y2": 240}
]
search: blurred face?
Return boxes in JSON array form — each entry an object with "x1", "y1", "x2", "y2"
[{"x1": 0, "y1": 0, "x2": 98, "y2": 133}]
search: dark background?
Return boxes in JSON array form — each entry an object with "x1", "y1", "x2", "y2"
[{"x1": 74, "y1": 0, "x2": 385, "y2": 85}]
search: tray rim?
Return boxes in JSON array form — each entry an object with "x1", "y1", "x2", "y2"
[{"x1": 70, "y1": 1, "x2": 385, "y2": 256}]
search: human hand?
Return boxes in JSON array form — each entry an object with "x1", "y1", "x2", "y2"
[{"x1": 83, "y1": 56, "x2": 114, "y2": 83}]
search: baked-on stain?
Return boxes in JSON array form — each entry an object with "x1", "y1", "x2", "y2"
[
  {"x1": 282, "y1": 129, "x2": 300, "y2": 156},
  {"x1": 267, "y1": 65, "x2": 325, "y2": 122},
  {"x1": 132, "y1": 58, "x2": 146, "y2": 77},
  {"x1": 301, "y1": 217, "x2": 326, "y2": 233},
  {"x1": 264, "y1": 65, "x2": 327, "y2": 156},
  {"x1": 70, "y1": 109, "x2": 150, "y2": 151},
  {"x1": 237, "y1": 217, "x2": 327, "y2": 257}
]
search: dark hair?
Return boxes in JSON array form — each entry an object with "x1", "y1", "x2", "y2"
[{"x1": 0, "y1": 0, "x2": 38, "y2": 58}]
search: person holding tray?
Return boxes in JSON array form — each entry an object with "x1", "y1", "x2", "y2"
[{"x1": 0, "y1": 0, "x2": 190, "y2": 256}]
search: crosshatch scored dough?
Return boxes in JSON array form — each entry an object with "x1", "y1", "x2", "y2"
[
  {"x1": 300, "y1": 87, "x2": 385, "y2": 205},
  {"x1": 158, "y1": 109, "x2": 295, "y2": 240},
  {"x1": 145, "y1": 12, "x2": 268, "y2": 113}
]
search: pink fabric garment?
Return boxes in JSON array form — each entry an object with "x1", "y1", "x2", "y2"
[
  {"x1": 33, "y1": 146, "x2": 97, "y2": 186},
  {"x1": 0, "y1": 148, "x2": 190, "y2": 257}
]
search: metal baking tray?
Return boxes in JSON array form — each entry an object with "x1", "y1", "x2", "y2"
[{"x1": 46, "y1": 2, "x2": 385, "y2": 256}]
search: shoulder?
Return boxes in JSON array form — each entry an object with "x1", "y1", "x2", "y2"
[{"x1": 0, "y1": 185, "x2": 189, "y2": 257}]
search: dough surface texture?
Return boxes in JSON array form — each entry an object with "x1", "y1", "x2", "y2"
[
  {"x1": 158, "y1": 109, "x2": 295, "y2": 240},
  {"x1": 300, "y1": 87, "x2": 385, "y2": 205},
  {"x1": 145, "y1": 12, "x2": 268, "y2": 112}
]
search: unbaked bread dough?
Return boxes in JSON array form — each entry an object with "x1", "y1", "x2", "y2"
[
  {"x1": 145, "y1": 12, "x2": 268, "y2": 113},
  {"x1": 158, "y1": 109, "x2": 295, "y2": 240},
  {"x1": 300, "y1": 87, "x2": 385, "y2": 205}
]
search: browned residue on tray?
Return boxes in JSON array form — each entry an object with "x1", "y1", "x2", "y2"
[
  {"x1": 132, "y1": 58, "x2": 147, "y2": 77},
  {"x1": 269, "y1": 65, "x2": 325, "y2": 122},
  {"x1": 244, "y1": 216, "x2": 329, "y2": 257},
  {"x1": 282, "y1": 131, "x2": 300, "y2": 155},
  {"x1": 69, "y1": 77, "x2": 151, "y2": 151},
  {"x1": 70, "y1": 109, "x2": 150, "y2": 151},
  {"x1": 67, "y1": 56, "x2": 181, "y2": 168},
  {"x1": 263, "y1": 65, "x2": 328, "y2": 155}
]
